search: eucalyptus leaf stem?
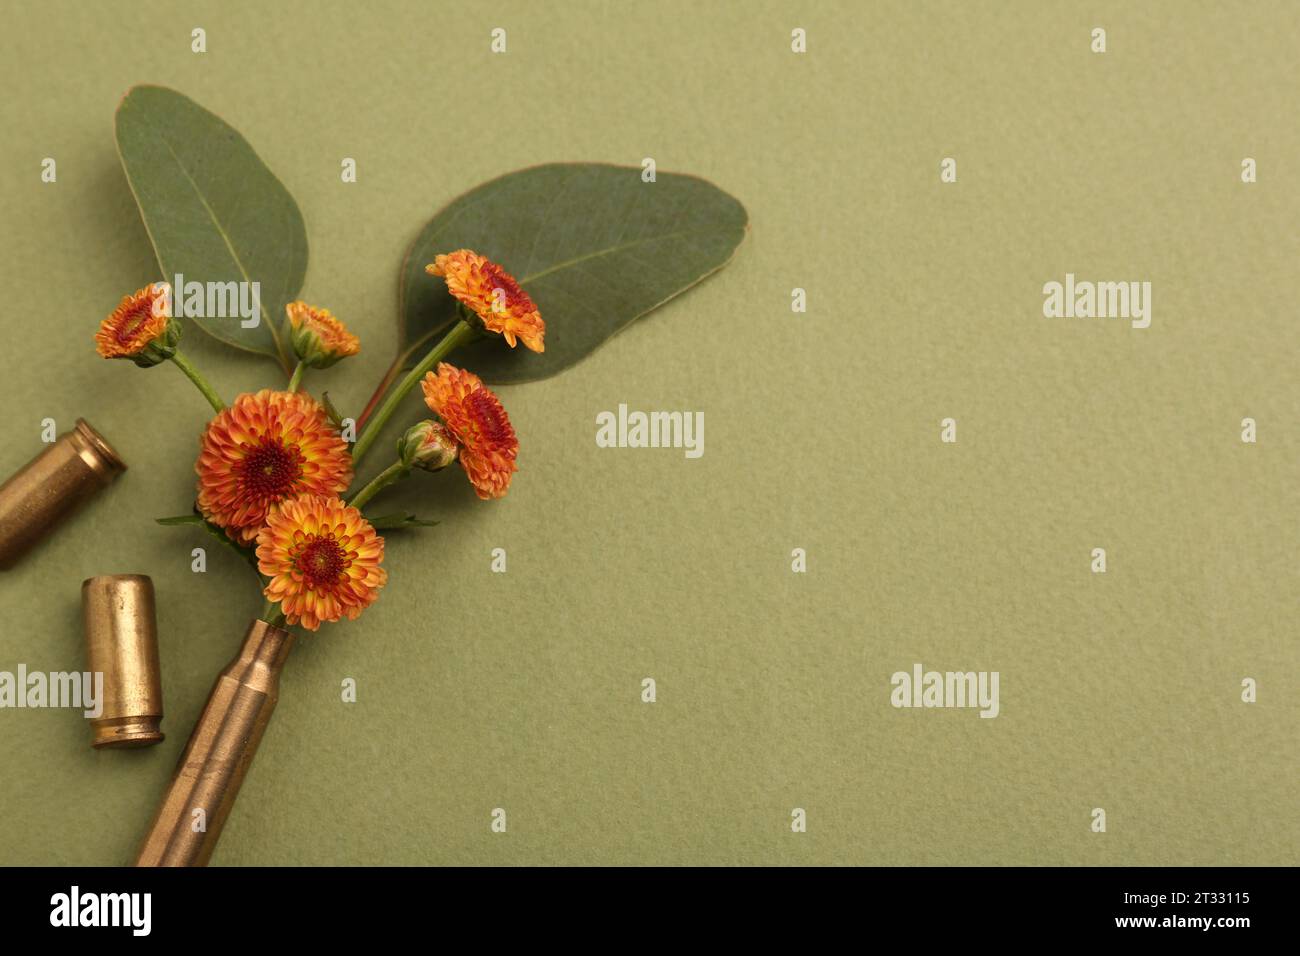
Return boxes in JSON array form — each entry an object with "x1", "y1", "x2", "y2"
[
  {"x1": 169, "y1": 350, "x2": 226, "y2": 413},
  {"x1": 287, "y1": 361, "x2": 306, "y2": 392},
  {"x1": 348, "y1": 461, "x2": 408, "y2": 511},
  {"x1": 356, "y1": 358, "x2": 404, "y2": 431},
  {"x1": 351, "y1": 319, "x2": 474, "y2": 466}
]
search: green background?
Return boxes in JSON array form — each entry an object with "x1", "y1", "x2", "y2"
[{"x1": 1, "y1": 0, "x2": 1296, "y2": 866}]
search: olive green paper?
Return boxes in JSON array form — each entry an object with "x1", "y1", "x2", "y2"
[{"x1": 0, "y1": 0, "x2": 1296, "y2": 866}]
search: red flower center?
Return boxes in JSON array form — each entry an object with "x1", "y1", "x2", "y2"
[
  {"x1": 115, "y1": 301, "x2": 153, "y2": 344},
  {"x1": 463, "y1": 390, "x2": 513, "y2": 449},
  {"x1": 481, "y1": 263, "x2": 532, "y2": 312},
  {"x1": 238, "y1": 438, "x2": 305, "y2": 501},
  {"x1": 295, "y1": 535, "x2": 349, "y2": 588}
]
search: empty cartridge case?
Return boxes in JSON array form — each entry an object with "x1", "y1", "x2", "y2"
[
  {"x1": 82, "y1": 574, "x2": 165, "y2": 748},
  {"x1": 135, "y1": 618, "x2": 294, "y2": 866},
  {"x1": 0, "y1": 419, "x2": 126, "y2": 569}
]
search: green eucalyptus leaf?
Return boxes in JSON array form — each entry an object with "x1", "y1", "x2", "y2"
[
  {"x1": 366, "y1": 512, "x2": 440, "y2": 530},
  {"x1": 397, "y1": 163, "x2": 748, "y2": 384},
  {"x1": 115, "y1": 85, "x2": 306, "y2": 371}
]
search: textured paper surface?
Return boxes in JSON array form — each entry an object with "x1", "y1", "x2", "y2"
[{"x1": 0, "y1": 0, "x2": 1295, "y2": 865}]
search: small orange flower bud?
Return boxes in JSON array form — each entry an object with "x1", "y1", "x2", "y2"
[
  {"x1": 426, "y1": 250, "x2": 544, "y2": 352},
  {"x1": 95, "y1": 282, "x2": 179, "y2": 367},
  {"x1": 286, "y1": 301, "x2": 360, "y2": 369},
  {"x1": 420, "y1": 363, "x2": 519, "y2": 499}
]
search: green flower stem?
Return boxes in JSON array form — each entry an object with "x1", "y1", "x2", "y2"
[
  {"x1": 169, "y1": 350, "x2": 226, "y2": 413},
  {"x1": 347, "y1": 461, "x2": 409, "y2": 512},
  {"x1": 287, "y1": 360, "x2": 306, "y2": 392},
  {"x1": 351, "y1": 319, "x2": 475, "y2": 466},
  {"x1": 259, "y1": 604, "x2": 286, "y2": 629}
]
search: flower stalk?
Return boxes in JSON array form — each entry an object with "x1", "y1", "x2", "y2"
[
  {"x1": 351, "y1": 319, "x2": 476, "y2": 466},
  {"x1": 169, "y1": 351, "x2": 226, "y2": 413},
  {"x1": 259, "y1": 598, "x2": 286, "y2": 628},
  {"x1": 348, "y1": 461, "x2": 409, "y2": 511}
]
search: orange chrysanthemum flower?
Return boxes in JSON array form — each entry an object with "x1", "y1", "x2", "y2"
[
  {"x1": 286, "y1": 300, "x2": 360, "y2": 368},
  {"x1": 426, "y1": 249, "x2": 545, "y2": 352},
  {"x1": 256, "y1": 495, "x2": 386, "y2": 631},
  {"x1": 420, "y1": 363, "x2": 518, "y2": 499},
  {"x1": 95, "y1": 282, "x2": 175, "y2": 362},
  {"x1": 196, "y1": 390, "x2": 353, "y2": 542}
]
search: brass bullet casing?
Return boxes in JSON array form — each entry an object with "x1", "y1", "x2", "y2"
[
  {"x1": 135, "y1": 619, "x2": 295, "y2": 867},
  {"x1": 0, "y1": 419, "x2": 126, "y2": 569},
  {"x1": 81, "y1": 574, "x2": 165, "y2": 749}
]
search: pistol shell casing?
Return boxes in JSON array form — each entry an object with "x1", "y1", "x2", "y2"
[
  {"x1": 82, "y1": 573, "x2": 165, "y2": 749},
  {"x1": 0, "y1": 419, "x2": 126, "y2": 569}
]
